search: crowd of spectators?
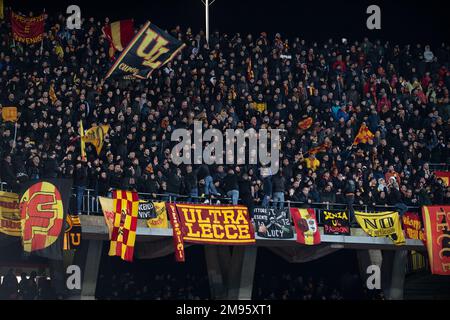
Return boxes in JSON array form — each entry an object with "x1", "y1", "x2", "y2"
[
  {"x1": 253, "y1": 273, "x2": 383, "y2": 300},
  {"x1": 96, "y1": 271, "x2": 210, "y2": 300},
  {"x1": 0, "y1": 269, "x2": 57, "y2": 300},
  {"x1": 0, "y1": 9, "x2": 449, "y2": 217}
]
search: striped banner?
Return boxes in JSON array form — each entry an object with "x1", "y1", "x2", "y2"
[
  {"x1": 290, "y1": 208, "x2": 321, "y2": 245},
  {"x1": 109, "y1": 190, "x2": 139, "y2": 262}
]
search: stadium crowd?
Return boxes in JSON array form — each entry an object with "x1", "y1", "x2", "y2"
[{"x1": 0, "y1": 9, "x2": 449, "y2": 217}]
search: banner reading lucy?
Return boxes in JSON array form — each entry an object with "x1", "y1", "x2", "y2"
[
  {"x1": 174, "y1": 204, "x2": 255, "y2": 245},
  {"x1": 422, "y1": 206, "x2": 450, "y2": 275},
  {"x1": 0, "y1": 191, "x2": 21, "y2": 236},
  {"x1": 253, "y1": 207, "x2": 293, "y2": 239},
  {"x1": 11, "y1": 11, "x2": 45, "y2": 44},
  {"x1": 355, "y1": 211, "x2": 405, "y2": 245},
  {"x1": 320, "y1": 210, "x2": 350, "y2": 235},
  {"x1": 290, "y1": 208, "x2": 321, "y2": 245},
  {"x1": 402, "y1": 212, "x2": 424, "y2": 241}
]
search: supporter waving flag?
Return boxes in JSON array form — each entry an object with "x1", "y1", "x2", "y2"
[
  {"x1": 102, "y1": 19, "x2": 135, "y2": 59},
  {"x1": 105, "y1": 21, "x2": 185, "y2": 79},
  {"x1": 353, "y1": 123, "x2": 374, "y2": 145}
]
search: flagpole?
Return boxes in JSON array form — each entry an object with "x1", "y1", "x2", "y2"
[{"x1": 12, "y1": 121, "x2": 18, "y2": 151}]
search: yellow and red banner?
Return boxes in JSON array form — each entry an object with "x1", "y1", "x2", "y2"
[
  {"x1": 402, "y1": 212, "x2": 424, "y2": 241},
  {"x1": 102, "y1": 19, "x2": 134, "y2": 59},
  {"x1": 353, "y1": 123, "x2": 374, "y2": 145},
  {"x1": 11, "y1": 11, "x2": 45, "y2": 44},
  {"x1": 298, "y1": 117, "x2": 313, "y2": 130},
  {"x1": 174, "y1": 204, "x2": 255, "y2": 245},
  {"x1": 355, "y1": 211, "x2": 405, "y2": 245},
  {"x1": 290, "y1": 208, "x2": 321, "y2": 245},
  {"x1": 435, "y1": 171, "x2": 450, "y2": 186},
  {"x1": 1, "y1": 106, "x2": 18, "y2": 122},
  {"x1": 0, "y1": 191, "x2": 21, "y2": 236},
  {"x1": 166, "y1": 203, "x2": 185, "y2": 262},
  {"x1": 109, "y1": 190, "x2": 139, "y2": 262},
  {"x1": 99, "y1": 196, "x2": 114, "y2": 239},
  {"x1": 140, "y1": 201, "x2": 169, "y2": 229},
  {"x1": 81, "y1": 124, "x2": 110, "y2": 155},
  {"x1": 422, "y1": 206, "x2": 450, "y2": 275},
  {"x1": 19, "y1": 179, "x2": 72, "y2": 260},
  {"x1": 105, "y1": 21, "x2": 186, "y2": 79},
  {"x1": 63, "y1": 215, "x2": 81, "y2": 250}
]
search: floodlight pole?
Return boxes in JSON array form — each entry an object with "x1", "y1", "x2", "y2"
[{"x1": 202, "y1": 0, "x2": 216, "y2": 44}]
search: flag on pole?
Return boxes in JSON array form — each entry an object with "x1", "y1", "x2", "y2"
[
  {"x1": 247, "y1": 58, "x2": 254, "y2": 80},
  {"x1": 81, "y1": 124, "x2": 110, "y2": 155},
  {"x1": 307, "y1": 142, "x2": 330, "y2": 155},
  {"x1": 1, "y1": 106, "x2": 18, "y2": 122},
  {"x1": 0, "y1": 0, "x2": 4, "y2": 20},
  {"x1": 434, "y1": 171, "x2": 450, "y2": 187},
  {"x1": 105, "y1": 21, "x2": 185, "y2": 79},
  {"x1": 79, "y1": 121, "x2": 86, "y2": 160},
  {"x1": 109, "y1": 190, "x2": 139, "y2": 262},
  {"x1": 353, "y1": 123, "x2": 374, "y2": 145},
  {"x1": 102, "y1": 19, "x2": 134, "y2": 59},
  {"x1": 298, "y1": 117, "x2": 313, "y2": 130},
  {"x1": 11, "y1": 11, "x2": 45, "y2": 44},
  {"x1": 49, "y1": 84, "x2": 57, "y2": 105}
]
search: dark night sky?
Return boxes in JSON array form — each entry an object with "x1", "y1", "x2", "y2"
[{"x1": 6, "y1": 0, "x2": 450, "y2": 44}]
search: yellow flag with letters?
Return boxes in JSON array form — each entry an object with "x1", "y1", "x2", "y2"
[{"x1": 355, "y1": 211, "x2": 405, "y2": 245}]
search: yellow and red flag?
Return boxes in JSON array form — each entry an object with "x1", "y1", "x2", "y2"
[
  {"x1": 353, "y1": 124, "x2": 374, "y2": 144},
  {"x1": 435, "y1": 171, "x2": 450, "y2": 186},
  {"x1": 82, "y1": 124, "x2": 110, "y2": 155},
  {"x1": 49, "y1": 84, "x2": 57, "y2": 105},
  {"x1": 298, "y1": 117, "x2": 313, "y2": 130},
  {"x1": 1, "y1": 106, "x2": 18, "y2": 122},
  {"x1": 247, "y1": 58, "x2": 254, "y2": 80},
  {"x1": 0, "y1": 191, "x2": 21, "y2": 237},
  {"x1": 422, "y1": 206, "x2": 450, "y2": 275},
  {"x1": 102, "y1": 19, "x2": 134, "y2": 59},
  {"x1": 290, "y1": 208, "x2": 321, "y2": 245},
  {"x1": 109, "y1": 190, "x2": 139, "y2": 262},
  {"x1": 307, "y1": 142, "x2": 330, "y2": 155}
]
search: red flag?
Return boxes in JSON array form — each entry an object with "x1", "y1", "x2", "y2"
[
  {"x1": 353, "y1": 123, "x2": 374, "y2": 145},
  {"x1": 422, "y1": 206, "x2": 450, "y2": 275},
  {"x1": 102, "y1": 20, "x2": 134, "y2": 59},
  {"x1": 11, "y1": 11, "x2": 45, "y2": 44},
  {"x1": 166, "y1": 203, "x2": 185, "y2": 262},
  {"x1": 435, "y1": 171, "x2": 450, "y2": 187},
  {"x1": 290, "y1": 208, "x2": 321, "y2": 245},
  {"x1": 307, "y1": 142, "x2": 330, "y2": 155},
  {"x1": 298, "y1": 117, "x2": 313, "y2": 130}
]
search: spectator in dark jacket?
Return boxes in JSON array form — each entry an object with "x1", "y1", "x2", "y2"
[
  {"x1": 74, "y1": 160, "x2": 88, "y2": 214},
  {"x1": 223, "y1": 168, "x2": 239, "y2": 205},
  {"x1": 272, "y1": 171, "x2": 286, "y2": 208}
]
